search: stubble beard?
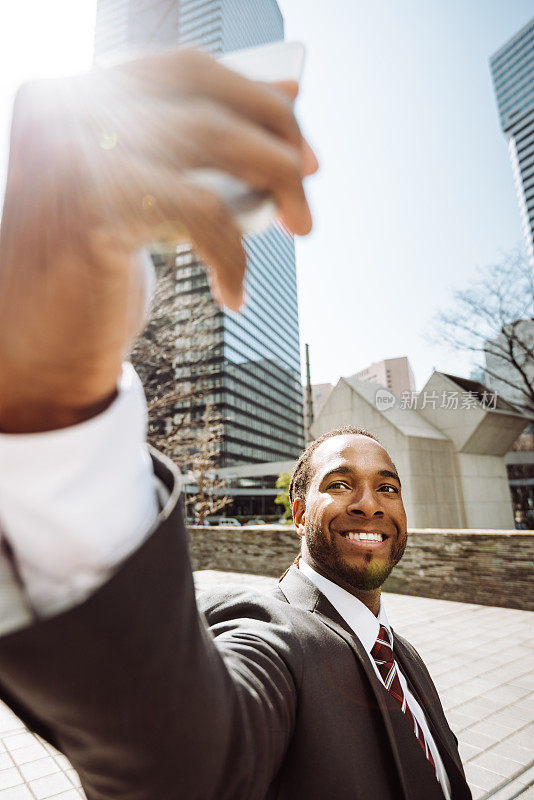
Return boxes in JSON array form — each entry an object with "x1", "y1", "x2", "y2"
[{"x1": 305, "y1": 522, "x2": 407, "y2": 592}]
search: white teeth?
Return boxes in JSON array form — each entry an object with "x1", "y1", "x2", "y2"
[{"x1": 346, "y1": 532, "x2": 383, "y2": 542}]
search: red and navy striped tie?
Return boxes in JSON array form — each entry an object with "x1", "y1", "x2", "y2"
[{"x1": 371, "y1": 625, "x2": 437, "y2": 776}]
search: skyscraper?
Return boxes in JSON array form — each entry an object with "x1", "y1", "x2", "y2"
[
  {"x1": 490, "y1": 17, "x2": 534, "y2": 265},
  {"x1": 94, "y1": 0, "x2": 305, "y2": 466}
]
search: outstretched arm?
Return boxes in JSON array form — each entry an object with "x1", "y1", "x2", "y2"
[{"x1": 0, "y1": 48, "x2": 315, "y2": 799}]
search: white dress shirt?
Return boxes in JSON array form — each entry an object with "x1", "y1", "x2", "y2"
[
  {"x1": 299, "y1": 561, "x2": 451, "y2": 800},
  {"x1": 0, "y1": 363, "x2": 159, "y2": 618}
]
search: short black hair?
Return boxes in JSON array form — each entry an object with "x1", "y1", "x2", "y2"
[{"x1": 288, "y1": 426, "x2": 381, "y2": 505}]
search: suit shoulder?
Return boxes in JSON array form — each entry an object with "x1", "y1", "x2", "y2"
[
  {"x1": 198, "y1": 584, "x2": 290, "y2": 624},
  {"x1": 198, "y1": 585, "x2": 305, "y2": 686}
]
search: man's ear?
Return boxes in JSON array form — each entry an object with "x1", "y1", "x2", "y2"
[{"x1": 292, "y1": 498, "x2": 305, "y2": 536}]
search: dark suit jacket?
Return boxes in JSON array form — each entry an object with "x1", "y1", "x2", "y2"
[{"x1": 0, "y1": 453, "x2": 471, "y2": 800}]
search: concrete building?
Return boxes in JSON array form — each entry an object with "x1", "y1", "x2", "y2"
[
  {"x1": 351, "y1": 356, "x2": 416, "y2": 398},
  {"x1": 311, "y1": 371, "x2": 529, "y2": 529},
  {"x1": 94, "y1": 0, "x2": 305, "y2": 467},
  {"x1": 490, "y1": 16, "x2": 534, "y2": 265}
]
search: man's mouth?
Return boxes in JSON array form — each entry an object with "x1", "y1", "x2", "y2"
[{"x1": 339, "y1": 531, "x2": 386, "y2": 544}]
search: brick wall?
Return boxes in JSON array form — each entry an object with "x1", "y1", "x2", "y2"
[{"x1": 187, "y1": 526, "x2": 534, "y2": 611}]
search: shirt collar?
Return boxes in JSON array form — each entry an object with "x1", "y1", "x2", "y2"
[{"x1": 298, "y1": 560, "x2": 392, "y2": 654}]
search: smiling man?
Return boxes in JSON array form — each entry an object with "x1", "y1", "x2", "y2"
[
  {"x1": 270, "y1": 426, "x2": 471, "y2": 799},
  {"x1": 199, "y1": 426, "x2": 472, "y2": 799}
]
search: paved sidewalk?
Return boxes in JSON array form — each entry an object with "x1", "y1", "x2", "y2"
[{"x1": 0, "y1": 570, "x2": 531, "y2": 800}]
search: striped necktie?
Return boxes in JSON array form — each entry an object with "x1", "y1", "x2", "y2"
[{"x1": 371, "y1": 624, "x2": 437, "y2": 776}]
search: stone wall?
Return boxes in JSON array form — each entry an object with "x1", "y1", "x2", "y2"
[{"x1": 187, "y1": 526, "x2": 534, "y2": 611}]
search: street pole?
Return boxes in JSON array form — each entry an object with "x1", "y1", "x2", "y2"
[{"x1": 305, "y1": 343, "x2": 313, "y2": 444}]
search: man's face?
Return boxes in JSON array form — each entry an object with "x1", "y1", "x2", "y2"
[{"x1": 294, "y1": 435, "x2": 407, "y2": 593}]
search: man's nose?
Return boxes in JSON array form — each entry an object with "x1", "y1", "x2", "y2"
[{"x1": 346, "y1": 487, "x2": 383, "y2": 517}]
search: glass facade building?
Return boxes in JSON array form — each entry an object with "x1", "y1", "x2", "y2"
[
  {"x1": 490, "y1": 17, "x2": 534, "y2": 265},
  {"x1": 94, "y1": 0, "x2": 305, "y2": 466}
]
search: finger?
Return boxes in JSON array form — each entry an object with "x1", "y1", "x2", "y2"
[
  {"x1": 163, "y1": 101, "x2": 313, "y2": 235},
  {"x1": 179, "y1": 184, "x2": 247, "y2": 311},
  {"x1": 269, "y1": 79, "x2": 299, "y2": 102},
  {"x1": 195, "y1": 106, "x2": 311, "y2": 235},
  {"x1": 302, "y1": 138, "x2": 319, "y2": 176},
  {"x1": 266, "y1": 81, "x2": 319, "y2": 176},
  {"x1": 122, "y1": 166, "x2": 247, "y2": 311},
  {"x1": 117, "y1": 49, "x2": 305, "y2": 152}
]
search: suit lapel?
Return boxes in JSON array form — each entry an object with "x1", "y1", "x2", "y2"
[
  {"x1": 278, "y1": 568, "x2": 475, "y2": 800},
  {"x1": 393, "y1": 635, "x2": 471, "y2": 800},
  {"x1": 278, "y1": 567, "x2": 414, "y2": 800}
]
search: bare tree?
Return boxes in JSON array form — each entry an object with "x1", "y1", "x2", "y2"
[
  {"x1": 131, "y1": 254, "x2": 225, "y2": 465},
  {"x1": 184, "y1": 404, "x2": 232, "y2": 525},
  {"x1": 428, "y1": 248, "x2": 534, "y2": 413}
]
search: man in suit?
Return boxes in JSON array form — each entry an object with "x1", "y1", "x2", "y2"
[{"x1": 0, "y1": 47, "x2": 471, "y2": 800}]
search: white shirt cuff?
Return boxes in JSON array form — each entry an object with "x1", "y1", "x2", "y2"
[{"x1": 0, "y1": 363, "x2": 159, "y2": 618}]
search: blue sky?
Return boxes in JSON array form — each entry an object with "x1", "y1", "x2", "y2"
[{"x1": 1, "y1": 1, "x2": 532, "y2": 388}]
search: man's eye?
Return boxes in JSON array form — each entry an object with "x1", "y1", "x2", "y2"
[
  {"x1": 327, "y1": 481, "x2": 349, "y2": 490},
  {"x1": 379, "y1": 485, "x2": 399, "y2": 494}
]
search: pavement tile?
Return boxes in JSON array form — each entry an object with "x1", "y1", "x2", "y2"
[
  {"x1": 488, "y1": 740, "x2": 534, "y2": 766},
  {"x1": 466, "y1": 719, "x2": 522, "y2": 742},
  {"x1": 30, "y1": 771, "x2": 72, "y2": 799},
  {"x1": 0, "y1": 717, "x2": 25, "y2": 735},
  {"x1": 470, "y1": 750, "x2": 525, "y2": 778},
  {"x1": 455, "y1": 698, "x2": 504, "y2": 719},
  {"x1": 441, "y1": 685, "x2": 481, "y2": 708},
  {"x1": 446, "y1": 711, "x2": 478, "y2": 732},
  {"x1": 434, "y1": 672, "x2": 468, "y2": 690},
  {"x1": 464, "y1": 762, "x2": 504, "y2": 790},
  {"x1": 491, "y1": 706, "x2": 533, "y2": 727},
  {"x1": 3, "y1": 732, "x2": 37, "y2": 751},
  {"x1": 484, "y1": 710, "x2": 526, "y2": 731},
  {"x1": 511, "y1": 676, "x2": 534, "y2": 691},
  {"x1": 458, "y1": 741, "x2": 482, "y2": 762},
  {"x1": 19, "y1": 756, "x2": 61, "y2": 781},
  {"x1": 0, "y1": 767, "x2": 23, "y2": 790},
  {"x1": 515, "y1": 695, "x2": 534, "y2": 711},
  {"x1": 0, "y1": 755, "x2": 12, "y2": 771},
  {"x1": 52, "y1": 791, "x2": 83, "y2": 800},
  {"x1": 10, "y1": 743, "x2": 48, "y2": 766},
  {"x1": 506, "y1": 725, "x2": 534, "y2": 749},
  {"x1": 468, "y1": 786, "x2": 486, "y2": 800},
  {"x1": 481, "y1": 686, "x2": 531, "y2": 704},
  {"x1": 0, "y1": 785, "x2": 33, "y2": 799}
]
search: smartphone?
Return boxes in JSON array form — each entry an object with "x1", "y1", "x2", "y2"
[{"x1": 187, "y1": 41, "x2": 305, "y2": 234}]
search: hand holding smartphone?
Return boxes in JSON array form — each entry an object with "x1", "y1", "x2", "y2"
[{"x1": 187, "y1": 41, "x2": 305, "y2": 234}]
